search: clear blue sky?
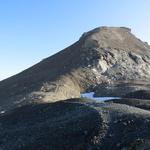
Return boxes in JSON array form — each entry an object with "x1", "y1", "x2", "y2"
[{"x1": 0, "y1": 0, "x2": 150, "y2": 80}]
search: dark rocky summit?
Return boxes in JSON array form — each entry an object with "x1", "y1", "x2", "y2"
[{"x1": 0, "y1": 26, "x2": 150, "y2": 149}]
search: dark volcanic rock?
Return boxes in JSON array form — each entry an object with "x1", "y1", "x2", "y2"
[
  {"x1": 94, "y1": 81, "x2": 150, "y2": 97},
  {"x1": 106, "y1": 98, "x2": 150, "y2": 111},
  {"x1": 0, "y1": 100, "x2": 101, "y2": 150},
  {"x1": 124, "y1": 90, "x2": 150, "y2": 100},
  {"x1": 0, "y1": 99, "x2": 150, "y2": 150}
]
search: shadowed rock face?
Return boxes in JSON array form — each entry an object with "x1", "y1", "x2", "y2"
[
  {"x1": 0, "y1": 26, "x2": 150, "y2": 111},
  {"x1": 124, "y1": 90, "x2": 150, "y2": 100},
  {"x1": 94, "y1": 81, "x2": 150, "y2": 97},
  {"x1": 0, "y1": 101, "x2": 101, "y2": 150},
  {"x1": 1, "y1": 99, "x2": 150, "y2": 150},
  {"x1": 107, "y1": 98, "x2": 150, "y2": 111}
]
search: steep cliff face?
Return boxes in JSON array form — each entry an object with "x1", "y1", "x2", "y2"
[{"x1": 0, "y1": 26, "x2": 150, "y2": 110}]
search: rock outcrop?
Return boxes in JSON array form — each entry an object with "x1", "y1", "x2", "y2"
[
  {"x1": 94, "y1": 81, "x2": 150, "y2": 97},
  {"x1": 124, "y1": 90, "x2": 150, "y2": 100}
]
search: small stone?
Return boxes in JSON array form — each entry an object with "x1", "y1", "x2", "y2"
[
  {"x1": 128, "y1": 120, "x2": 131, "y2": 124},
  {"x1": 116, "y1": 143, "x2": 121, "y2": 147},
  {"x1": 123, "y1": 122, "x2": 127, "y2": 126},
  {"x1": 113, "y1": 120, "x2": 118, "y2": 124},
  {"x1": 145, "y1": 119, "x2": 150, "y2": 123},
  {"x1": 84, "y1": 131, "x2": 88, "y2": 135},
  {"x1": 39, "y1": 96, "x2": 43, "y2": 99},
  {"x1": 95, "y1": 140, "x2": 99, "y2": 144}
]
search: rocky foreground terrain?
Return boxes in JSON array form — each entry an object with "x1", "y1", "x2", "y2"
[
  {"x1": 1, "y1": 98, "x2": 150, "y2": 150},
  {"x1": 0, "y1": 26, "x2": 150, "y2": 149}
]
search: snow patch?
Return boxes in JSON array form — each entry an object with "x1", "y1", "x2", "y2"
[
  {"x1": 0, "y1": 110, "x2": 5, "y2": 114},
  {"x1": 81, "y1": 92, "x2": 120, "y2": 102}
]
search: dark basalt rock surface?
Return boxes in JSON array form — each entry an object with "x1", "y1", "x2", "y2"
[
  {"x1": 94, "y1": 81, "x2": 150, "y2": 97},
  {"x1": 0, "y1": 99, "x2": 150, "y2": 150},
  {"x1": 124, "y1": 90, "x2": 150, "y2": 100},
  {"x1": 0, "y1": 100, "x2": 101, "y2": 150},
  {"x1": 106, "y1": 98, "x2": 150, "y2": 111}
]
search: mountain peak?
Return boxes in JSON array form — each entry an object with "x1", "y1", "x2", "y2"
[
  {"x1": 80, "y1": 26, "x2": 131, "y2": 42},
  {"x1": 0, "y1": 26, "x2": 150, "y2": 110},
  {"x1": 80, "y1": 26, "x2": 150, "y2": 53}
]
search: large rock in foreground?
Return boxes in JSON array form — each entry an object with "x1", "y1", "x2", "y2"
[{"x1": 0, "y1": 99, "x2": 150, "y2": 150}]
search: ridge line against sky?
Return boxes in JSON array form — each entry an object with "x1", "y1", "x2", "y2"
[{"x1": 0, "y1": 0, "x2": 150, "y2": 81}]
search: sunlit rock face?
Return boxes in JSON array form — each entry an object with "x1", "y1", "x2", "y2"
[{"x1": 81, "y1": 26, "x2": 150, "y2": 81}]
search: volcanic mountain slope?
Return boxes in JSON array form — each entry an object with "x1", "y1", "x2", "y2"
[
  {"x1": 1, "y1": 26, "x2": 150, "y2": 110},
  {"x1": 1, "y1": 27, "x2": 150, "y2": 150}
]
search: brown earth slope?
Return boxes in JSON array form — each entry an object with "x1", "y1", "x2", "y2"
[{"x1": 0, "y1": 27, "x2": 150, "y2": 110}]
